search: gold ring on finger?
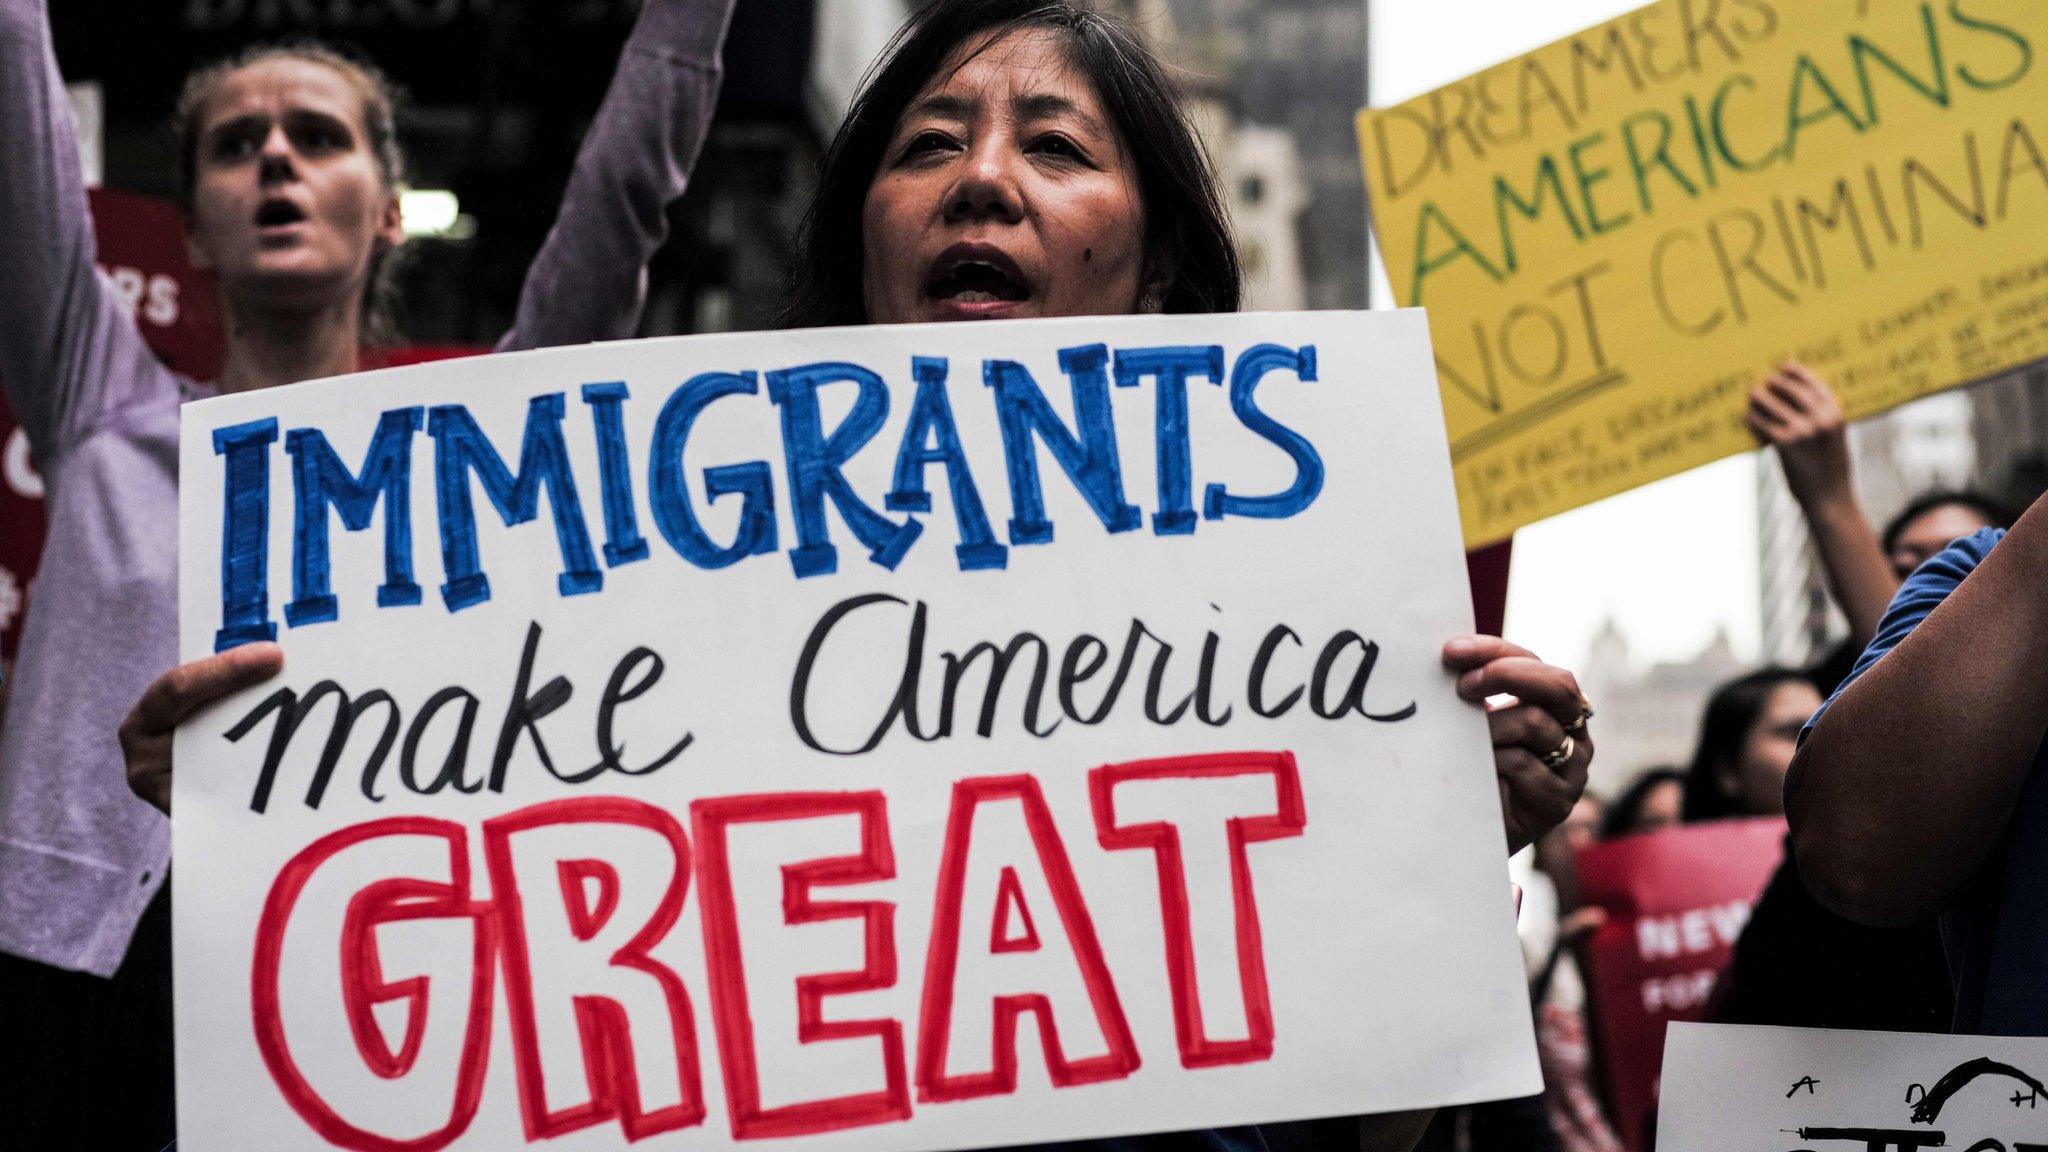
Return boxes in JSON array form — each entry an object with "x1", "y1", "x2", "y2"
[{"x1": 1540, "y1": 733, "x2": 1576, "y2": 769}]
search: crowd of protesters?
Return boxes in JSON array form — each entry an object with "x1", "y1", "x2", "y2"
[
  {"x1": 1462, "y1": 367, "x2": 2031, "y2": 1152},
  {"x1": 0, "y1": 0, "x2": 2043, "y2": 1150}
]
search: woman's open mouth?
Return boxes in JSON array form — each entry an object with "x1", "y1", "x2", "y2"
[
  {"x1": 924, "y1": 243, "x2": 1032, "y2": 316},
  {"x1": 254, "y1": 198, "x2": 309, "y2": 235},
  {"x1": 928, "y1": 262, "x2": 1027, "y2": 303}
]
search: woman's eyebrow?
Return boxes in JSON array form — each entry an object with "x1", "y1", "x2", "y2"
[
  {"x1": 204, "y1": 113, "x2": 269, "y2": 141},
  {"x1": 281, "y1": 107, "x2": 353, "y2": 133},
  {"x1": 1013, "y1": 92, "x2": 1106, "y2": 137},
  {"x1": 903, "y1": 93, "x2": 975, "y2": 124}
]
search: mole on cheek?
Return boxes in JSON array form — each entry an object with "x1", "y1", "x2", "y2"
[{"x1": 1084, "y1": 248, "x2": 1093, "y2": 262}]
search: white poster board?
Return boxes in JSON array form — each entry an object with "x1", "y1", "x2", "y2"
[
  {"x1": 174, "y1": 311, "x2": 1538, "y2": 1151},
  {"x1": 1660, "y1": 1023, "x2": 2048, "y2": 1149}
]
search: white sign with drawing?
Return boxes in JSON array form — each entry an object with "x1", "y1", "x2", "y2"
[
  {"x1": 1660, "y1": 1022, "x2": 2048, "y2": 1150},
  {"x1": 173, "y1": 311, "x2": 1538, "y2": 1150}
]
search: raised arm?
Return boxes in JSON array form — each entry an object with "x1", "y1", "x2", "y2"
[
  {"x1": 497, "y1": 0, "x2": 736, "y2": 352},
  {"x1": 1787, "y1": 492, "x2": 2048, "y2": 926},
  {"x1": 1747, "y1": 363, "x2": 1898, "y2": 646},
  {"x1": 0, "y1": 0, "x2": 166, "y2": 461}
]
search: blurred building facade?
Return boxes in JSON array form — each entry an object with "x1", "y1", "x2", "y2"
[
  {"x1": 1578, "y1": 617, "x2": 1744, "y2": 795},
  {"x1": 1970, "y1": 366, "x2": 2048, "y2": 511},
  {"x1": 1154, "y1": 0, "x2": 1366, "y2": 310},
  {"x1": 1217, "y1": 124, "x2": 1308, "y2": 311},
  {"x1": 1755, "y1": 463, "x2": 1827, "y2": 669}
]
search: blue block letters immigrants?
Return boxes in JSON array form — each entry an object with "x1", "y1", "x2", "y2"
[{"x1": 211, "y1": 343, "x2": 1327, "y2": 651}]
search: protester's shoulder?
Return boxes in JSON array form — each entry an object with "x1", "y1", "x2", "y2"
[
  {"x1": 1908, "y1": 526, "x2": 2004, "y2": 588},
  {"x1": 1873, "y1": 526, "x2": 2003, "y2": 629},
  {"x1": 1808, "y1": 527, "x2": 2005, "y2": 730},
  {"x1": 48, "y1": 363, "x2": 199, "y2": 464}
]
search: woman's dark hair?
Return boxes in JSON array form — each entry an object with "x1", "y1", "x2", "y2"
[
  {"x1": 1880, "y1": 488, "x2": 2015, "y2": 556},
  {"x1": 1600, "y1": 767, "x2": 1686, "y2": 839},
  {"x1": 1681, "y1": 667, "x2": 1811, "y2": 821},
  {"x1": 783, "y1": 0, "x2": 1241, "y2": 327},
  {"x1": 173, "y1": 42, "x2": 409, "y2": 343}
]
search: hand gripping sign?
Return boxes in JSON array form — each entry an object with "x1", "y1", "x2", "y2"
[{"x1": 174, "y1": 312, "x2": 1538, "y2": 1151}]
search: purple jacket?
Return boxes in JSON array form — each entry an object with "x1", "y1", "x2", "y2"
[{"x1": 0, "y1": 0, "x2": 732, "y2": 976}]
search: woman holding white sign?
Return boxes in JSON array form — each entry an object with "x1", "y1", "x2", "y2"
[
  {"x1": 774, "y1": 0, "x2": 1594, "y2": 863},
  {"x1": 789, "y1": 6, "x2": 1596, "y2": 1137},
  {"x1": 118, "y1": 0, "x2": 1597, "y2": 1147},
  {"x1": 0, "y1": 0, "x2": 735, "y2": 1143}
]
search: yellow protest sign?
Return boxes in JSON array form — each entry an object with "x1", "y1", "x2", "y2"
[{"x1": 1359, "y1": 0, "x2": 2048, "y2": 548}]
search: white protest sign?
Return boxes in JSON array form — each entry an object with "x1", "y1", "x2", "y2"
[
  {"x1": 174, "y1": 311, "x2": 1538, "y2": 1151},
  {"x1": 1660, "y1": 1023, "x2": 2048, "y2": 1150}
]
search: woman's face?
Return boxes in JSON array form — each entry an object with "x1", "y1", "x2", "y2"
[
  {"x1": 1888, "y1": 503, "x2": 1995, "y2": 578},
  {"x1": 862, "y1": 28, "x2": 1151, "y2": 324},
  {"x1": 1559, "y1": 794, "x2": 1604, "y2": 854},
  {"x1": 185, "y1": 57, "x2": 402, "y2": 312},
  {"x1": 1720, "y1": 680, "x2": 1823, "y2": 817},
  {"x1": 1632, "y1": 780, "x2": 1684, "y2": 835}
]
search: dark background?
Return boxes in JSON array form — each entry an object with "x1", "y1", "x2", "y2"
[{"x1": 51, "y1": 0, "x2": 824, "y2": 342}]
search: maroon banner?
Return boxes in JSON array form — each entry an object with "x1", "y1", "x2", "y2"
[
  {"x1": 365, "y1": 344, "x2": 489, "y2": 370},
  {"x1": 1464, "y1": 538, "x2": 1512, "y2": 637},
  {"x1": 88, "y1": 186, "x2": 228, "y2": 381},
  {"x1": 1573, "y1": 818, "x2": 1785, "y2": 1152},
  {"x1": 0, "y1": 393, "x2": 39, "y2": 663}
]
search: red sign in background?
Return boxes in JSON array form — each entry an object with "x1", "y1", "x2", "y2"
[
  {"x1": 1574, "y1": 817, "x2": 1785, "y2": 1152},
  {"x1": 87, "y1": 186, "x2": 230, "y2": 380},
  {"x1": 0, "y1": 393, "x2": 40, "y2": 662}
]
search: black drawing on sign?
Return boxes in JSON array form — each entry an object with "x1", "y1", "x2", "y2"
[
  {"x1": 1908, "y1": 1058, "x2": 2048, "y2": 1124},
  {"x1": 2013, "y1": 1088, "x2": 2040, "y2": 1109},
  {"x1": 1791, "y1": 1127, "x2": 1945, "y2": 1150},
  {"x1": 1906, "y1": 1085, "x2": 1927, "y2": 1105},
  {"x1": 1790, "y1": 1076, "x2": 1823, "y2": 1098}
]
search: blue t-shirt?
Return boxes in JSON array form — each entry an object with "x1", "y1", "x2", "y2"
[{"x1": 1808, "y1": 527, "x2": 2048, "y2": 1035}]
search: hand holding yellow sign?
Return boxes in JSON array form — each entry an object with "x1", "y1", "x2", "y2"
[{"x1": 1360, "y1": 0, "x2": 2048, "y2": 547}]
